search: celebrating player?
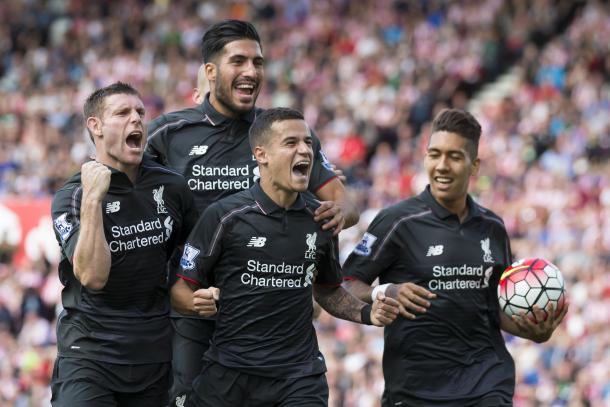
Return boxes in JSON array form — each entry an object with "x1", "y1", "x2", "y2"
[
  {"x1": 343, "y1": 108, "x2": 569, "y2": 406},
  {"x1": 171, "y1": 107, "x2": 398, "y2": 406},
  {"x1": 50, "y1": 82, "x2": 198, "y2": 407},
  {"x1": 146, "y1": 19, "x2": 358, "y2": 406}
]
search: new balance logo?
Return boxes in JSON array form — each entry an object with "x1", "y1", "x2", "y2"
[
  {"x1": 189, "y1": 145, "x2": 208, "y2": 156},
  {"x1": 426, "y1": 245, "x2": 443, "y2": 256},
  {"x1": 106, "y1": 201, "x2": 120, "y2": 214},
  {"x1": 247, "y1": 237, "x2": 266, "y2": 247}
]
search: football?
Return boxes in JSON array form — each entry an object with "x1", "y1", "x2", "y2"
[{"x1": 498, "y1": 258, "x2": 566, "y2": 321}]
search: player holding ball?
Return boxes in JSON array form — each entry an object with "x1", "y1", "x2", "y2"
[{"x1": 343, "y1": 108, "x2": 569, "y2": 407}]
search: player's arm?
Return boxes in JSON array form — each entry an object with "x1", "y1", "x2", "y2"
[
  {"x1": 145, "y1": 115, "x2": 169, "y2": 165},
  {"x1": 343, "y1": 279, "x2": 435, "y2": 319},
  {"x1": 171, "y1": 278, "x2": 219, "y2": 317},
  {"x1": 72, "y1": 162, "x2": 112, "y2": 290},
  {"x1": 314, "y1": 178, "x2": 359, "y2": 235},
  {"x1": 499, "y1": 303, "x2": 569, "y2": 343},
  {"x1": 313, "y1": 284, "x2": 399, "y2": 326}
]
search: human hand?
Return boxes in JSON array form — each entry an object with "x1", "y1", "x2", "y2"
[
  {"x1": 81, "y1": 160, "x2": 111, "y2": 201},
  {"x1": 512, "y1": 301, "x2": 569, "y2": 343},
  {"x1": 386, "y1": 282, "x2": 436, "y2": 319},
  {"x1": 193, "y1": 286, "x2": 220, "y2": 317},
  {"x1": 370, "y1": 292, "x2": 400, "y2": 327},
  {"x1": 314, "y1": 201, "x2": 345, "y2": 236}
]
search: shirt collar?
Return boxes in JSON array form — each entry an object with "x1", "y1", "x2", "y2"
[
  {"x1": 199, "y1": 93, "x2": 257, "y2": 126},
  {"x1": 419, "y1": 185, "x2": 482, "y2": 221},
  {"x1": 250, "y1": 182, "x2": 306, "y2": 215}
]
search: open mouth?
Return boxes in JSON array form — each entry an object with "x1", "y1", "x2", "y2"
[
  {"x1": 292, "y1": 161, "x2": 311, "y2": 178},
  {"x1": 434, "y1": 177, "x2": 452, "y2": 185},
  {"x1": 235, "y1": 82, "x2": 256, "y2": 96},
  {"x1": 126, "y1": 131, "x2": 143, "y2": 148}
]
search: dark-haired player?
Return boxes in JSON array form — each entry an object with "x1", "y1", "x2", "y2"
[
  {"x1": 146, "y1": 19, "x2": 358, "y2": 406},
  {"x1": 172, "y1": 107, "x2": 398, "y2": 406},
  {"x1": 343, "y1": 109, "x2": 568, "y2": 406},
  {"x1": 50, "y1": 82, "x2": 197, "y2": 406}
]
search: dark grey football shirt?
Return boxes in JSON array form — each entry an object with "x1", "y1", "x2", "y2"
[
  {"x1": 177, "y1": 183, "x2": 342, "y2": 378},
  {"x1": 343, "y1": 186, "x2": 515, "y2": 406},
  {"x1": 51, "y1": 155, "x2": 198, "y2": 364}
]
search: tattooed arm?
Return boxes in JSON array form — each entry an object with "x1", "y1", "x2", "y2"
[{"x1": 313, "y1": 284, "x2": 400, "y2": 326}]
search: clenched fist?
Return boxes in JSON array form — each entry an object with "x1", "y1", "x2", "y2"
[
  {"x1": 81, "y1": 161, "x2": 111, "y2": 201},
  {"x1": 193, "y1": 287, "x2": 220, "y2": 317}
]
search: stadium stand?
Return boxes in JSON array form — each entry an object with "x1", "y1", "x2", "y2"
[{"x1": 1, "y1": 0, "x2": 608, "y2": 405}]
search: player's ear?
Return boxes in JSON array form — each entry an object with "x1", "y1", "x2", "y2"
[
  {"x1": 253, "y1": 146, "x2": 267, "y2": 165},
  {"x1": 86, "y1": 116, "x2": 103, "y2": 140},
  {"x1": 471, "y1": 157, "x2": 481, "y2": 177},
  {"x1": 205, "y1": 62, "x2": 216, "y2": 82},
  {"x1": 192, "y1": 88, "x2": 202, "y2": 104}
]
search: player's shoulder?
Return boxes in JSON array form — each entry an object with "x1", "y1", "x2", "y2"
[
  {"x1": 52, "y1": 172, "x2": 82, "y2": 200},
  {"x1": 207, "y1": 189, "x2": 258, "y2": 220},
  {"x1": 301, "y1": 190, "x2": 323, "y2": 213},
  {"x1": 473, "y1": 201, "x2": 506, "y2": 229},
  {"x1": 148, "y1": 106, "x2": 207, "y2": 137},
  {"x1": 140, "y1": 154, "x2": 184, "y2": 178},
  {"x1": 382, "y1": 195, "x2": 430, "y2": 219}
]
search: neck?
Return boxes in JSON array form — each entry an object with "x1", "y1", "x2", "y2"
[
  {"x1": 259, "y1": 178, "x2": 298, "y2": 209},
  {"x1": 209, "y1": 92, "x2": 239, "y2": 119},
  {"x1": 438, "y1": 197, "x2": 469, "y2": 223}
]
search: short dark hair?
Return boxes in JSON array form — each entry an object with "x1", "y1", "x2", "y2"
[
  {"x1": 431, "y1": 108, "x2": 481, "y2": 158},
  {"x1": 201, "y1": 20, "x2": 261, "y2": 63},
  {"x1": 83, "y1": 82, "x2": 140, "y2": 141},
  {"x1": 249, "y1": 107, "x2": 305, "y2": 150}
]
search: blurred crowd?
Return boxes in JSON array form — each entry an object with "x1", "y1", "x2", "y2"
[{"x1": 1, "y1": 0, "x2": 609, "y2": 406}]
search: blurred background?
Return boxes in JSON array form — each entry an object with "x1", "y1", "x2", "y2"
[{"x1": 1, "y1": 0, "x2": 609, "y2": 406}]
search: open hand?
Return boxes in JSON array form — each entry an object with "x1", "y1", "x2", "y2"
[
  {"x1": 386, "y1": 282, "x2": 436, "y2": 320},
  {"x1": 314, "y1": 201, "x2": 345, "y2": 235},
  {"x1": 512, "y1": 301, "x2": 569, "y2": 343}
]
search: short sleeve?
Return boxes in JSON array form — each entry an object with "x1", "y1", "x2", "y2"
[
  {"x1": 146, "y1": 115, "x2": 169, "y2": 166},
  {"x1": 176, "y1": 203, "x2": 224, "y2": 288},
  {"x1": 51, "y1": 184, "x2": 83, "y2": 264},
  {"x1": 307, "y1": 130, "x2": 337, "y2": 193},
  {"x1": 314, "y1": 236, "x2": 342, "y2": 286},
  {"x1": 342, "y1": 209, "x2": 401, "y2": 285}
]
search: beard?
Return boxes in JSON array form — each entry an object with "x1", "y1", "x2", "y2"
[{"x1": 213, "y1": 71, "x2": 258, "y2": 117}]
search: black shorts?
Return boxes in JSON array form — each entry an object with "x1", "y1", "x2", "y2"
[
  {"x1": 51, "y1": 357, "x2": 170, "y2": 407},
  {"x1": 381, "y1": 391, "x2": 512, "y2": 407},
  {"x1": 169, "y1": 317, "x2": 215, "y2": 407},
  {"x1": 190, "y1": 360, "x2": 328, "y2": 407}
]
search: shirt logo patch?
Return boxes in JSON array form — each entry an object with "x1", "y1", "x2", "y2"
[
  {"x1": 53, "y1": 213, "x2": 73, "y2": 242},
  {"x1": 189, "y1": 145, "x2": 208, "y2": 156},
  {"x1": 153, "y1": 185, "x2": 168, "y2": 214},
  {"x1": 319, "y1": 150, "x2": 333, "y2": 171},
  {"x1": 180, "y1": 244, "x2": 200, "y2": 270},
  {"x1": 426, "y1": 245, "x2": 444, "y2": 256},
  {"x1": 304, "y1": 263, "x2": 316, "y2": 287},
  {"x1": 106, "y1": 201, "x2": 121, "y2": 214},
  {"x1": 305, "y1": 232, "x2": 317, "y2": 259},
  {"x1": 354, "y1": 233, "x2": 377, "y2": 256},
  {"x1": 247, "y1": 237, "x2": 266, "y2": 247},
  {"x1": 481, "y1": 238, "x2": 494, "y2": 263}
]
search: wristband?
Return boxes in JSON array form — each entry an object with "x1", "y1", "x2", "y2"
[
  {"x1": 371, "y1": 283, "x2": 391, "y2": 302},
  {"x1": 360, "y1": 304, "x2": 373, "y2": 325}
]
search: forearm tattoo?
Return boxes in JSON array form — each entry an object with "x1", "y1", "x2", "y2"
[{"x1": 314, "y1": 285, "x2": 365, "y2": 323}]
